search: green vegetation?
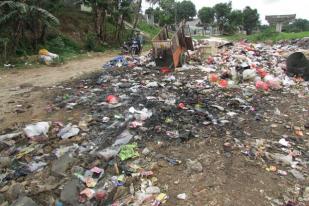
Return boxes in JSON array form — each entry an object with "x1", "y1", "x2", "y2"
[
  {"x1": 1, "y1": 0, "x2": 306, "y2": 68},
  {"x1": 198, "y1": 2, "x2": 259, "y2": 35},
  {"x1": 0, "y1": 0, "x2": 158, "y2": 67},
  {"x1": 224, "y1": 31, "x2": 309, "y2": 42},
  {"x1": 283, "y1": 19, "x2": 309, "y2": 33},
  {"x1": 137, "y1": 21, "x2": 161, "y2": 39},
  {"x1": 145, "y1": 0, "x2": 196, "y2": 26}
]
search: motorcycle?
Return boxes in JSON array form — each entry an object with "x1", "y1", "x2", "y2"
[{"x1": 121, "y1": 38, "x2": 142, "y2": 56}]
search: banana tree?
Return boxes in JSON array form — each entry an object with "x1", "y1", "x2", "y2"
[{"x1": 0, "y1": 1, "x2": 59, "y2": 52}]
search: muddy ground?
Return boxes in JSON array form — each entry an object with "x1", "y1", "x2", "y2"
[
  {"x1": 0, "y1": 47, "x2": 308, "y2": 206},
  {"x1": 0, "y1": 52, "x2": 117, "y2": 131}
]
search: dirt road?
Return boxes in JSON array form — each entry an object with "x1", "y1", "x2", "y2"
[{"x1": 0, "y1": 52, "x2": 117, "y2": 130}]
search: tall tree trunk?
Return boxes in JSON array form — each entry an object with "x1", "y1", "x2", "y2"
[
  {"x1": 39, "y1": 24, "x2": 47, "y2": 44},
  {"x1": 102, "y1": 10, "x2": 107, "y2": 42},
  {"x1": 131, "y1": 0, "x2": 142, "y2": 36},
  {"x1": 115, "y1": 14, "x2": 123, "y2": 41},
  {"x1": 12, "y1": 20, "x2": 23, "y2": 53},
  {"x1": 117, "y1": 15, "x2": 124, "y2": 41},
  {"x1": 99, "y1": 10, "x2": 107, "y2": 42},
  {"x1": 94, "y1": 6, "x2": 104, "y2": 40}
]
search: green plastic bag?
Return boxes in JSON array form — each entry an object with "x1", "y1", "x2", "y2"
[{"x1": 118, "y1": 143, "x2": 139, "y2": 161}]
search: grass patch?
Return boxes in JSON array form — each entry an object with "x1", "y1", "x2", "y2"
[
  {"x1": 137, "y1": 21, "x2": 161, "y2": 39},
  {"x1": 224, "y1": 31, "x2": 309, "y2": 42}
]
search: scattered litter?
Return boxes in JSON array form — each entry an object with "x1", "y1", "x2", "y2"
[{"x1": 57, "y1": 123, "x2": 80, "y2": 139}]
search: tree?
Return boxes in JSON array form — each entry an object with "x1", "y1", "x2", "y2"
[
  {"x1": 213, "y1": 2, "x2": 232, "y2": 34},
  {"x1": 84, "y1": 0, "x2": 111, "y2": 41},
  {"x1": 243, "y1": 6, "x2": 259, "y2": 35},
  {"x1": 228, "y1": 9, "x2": 243, "y2": 33},
  {"x1": 131, "y1": 0, "x2": 142, "y2": 36},
  {"x1": 284, "y1": 19, "x2": 309, "y2": 32},
  {"x1": 153, "y1": 7, "x2": 161, "y2": 24},
  {"x1": 176, "y1": 0, "x2": 196, "y2": 22},
  {"x1": 158, "y1": 0, "x2": 176, "y2": 26},
  {"x1": 229, "y1": 10, "x2": 243, "y2": 27},
  {"x1": 0, "y1": 1, "x2": 59, "y2": 52},
  {"x1": 113, "y1": 0, "x2": 133, "y2": 40},
  {"x1": 198, "y1": 7, "x2": 214, "y2": 28}
]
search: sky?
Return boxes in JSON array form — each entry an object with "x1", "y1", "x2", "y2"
[{"x1": 142, "y1": 0, "x2": 309, "y2": 25}]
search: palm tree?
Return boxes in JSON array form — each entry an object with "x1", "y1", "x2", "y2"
[{"x1": 0, "y1": 1, "x2": 59, "y2": 51}]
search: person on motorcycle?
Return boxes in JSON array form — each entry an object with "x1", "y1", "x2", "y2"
[{"x1": 134, "y1": 31, "x2": 143, "y2": 54}]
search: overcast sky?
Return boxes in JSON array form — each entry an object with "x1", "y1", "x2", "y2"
[{"x1": 142, "y1": 0, "x2": 309, "y2": 24}]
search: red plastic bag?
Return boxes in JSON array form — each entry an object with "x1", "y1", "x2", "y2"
[
  {"x1": 106, "y1": 95, "x2": 118, "y2": 104},
  {"x1": 160, "y1": 67, "x2": 171, "y2": 74},
  {"x1": 178, "y1": 102, "x2": 186, "y2": 109},
  {"x1": 209, "y1": 73, "x2": 219, "y2": 83},
  {"x1": 256, "y1": 68, "x2": 267, "y2": 78},
  {"x1": 219, "y1": 79, "x2": 228, "y2": 88},
  {"x1": 255, "y1": 80, "x2": 269, "y2": 91}
]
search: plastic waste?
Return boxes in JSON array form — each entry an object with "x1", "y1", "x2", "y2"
[
  {"x1": 243, "y1": 69, "x2": 257, "y2": 80},
  {"x1": 38, "y1": 49, "x2": 59, "y2": 65},
  {"x1": 54, "y1": 144, "x2": 79, "y2": 158},
  {"x1": 103, "y1": 56, "x2": 128, "y2": 68},
  {"x1": 118, "y1": 143, "x2": 139, "y2": 161},
  {"x1": 282, "y1": 76, "x2": 295, "y2": 86},
  {"x1": 80, "y1": 188, "x2": 95, "y2": 202},
  {"x1": 264, "y1": 74, "x2": 282, "y2": 90},
  {"x1": 106, "y1": 95, "x2": 119, "y2": 104},
  {"x1": 267, "y1": 153, "x2": 297, "y2": 167},
  {"x1": 289, "y1": 169, "x2": 305, "y2": 180},
  {"x1": 145, "y1": 186, "x2": 161, "y2": 194},
  {"x1": 209, "y1": 73, "x2": 219, "y2": 83},
  {"x1": 279, "y1": 138, "x2": 290, "y2": 147},
  {"x1": 57, "y1": 123, "x2": 80, "y2": 139},
  {"x1": 166, "y1": 130, "x2": 179, "y2": 139},
  {"x1": 255, "y1": 80, "x2": 269, "y2": 91},
  {"x1": 160, "y1": 67, "x2": 171, "y2": 74},
  {"x1": 146, "y1": 82, "x2": 159, "y2": 87},
  {"x1": 55, "y1": 200, "x2": 63, "y2": 206},
  {"x1": 28, "y1": 161, "x2": 47, "y2": 172},
  {"x1": 0, "y1": 132, "x2": 22, "y2": 142},
  {"x1": 146, "y1": 61, "x2": 156, "y2": 67},
  {"x1": 113, "y1": 130, "x2": 133, "y2": 146},
  {"x1": 219, "y1": 79, "x2": 228, "y2": 88},
  {"x1": 177, "y1": 193, "x2": 187, "y2": 200},
  {"x1": 97, "y1": 147, "x2": 120, "y2": 160},
  {"x1": 129, "y1": 107, "x2": 152, "y2": 121},
  {"x1": 23, "y1": 122, "x2": 50, "y2": 138},
  {"x1": 95, "y1": 190, "x2": 107, "y2": 201},
  {"x1": 178, "y1": 102, "x2": 186, "y2": 109},
  {"x1": 152, "y1": 193, "x2": 168, "y2": 206},
  {"x1": 256, "y1": 68, "x2": 267, "y2": 78}
]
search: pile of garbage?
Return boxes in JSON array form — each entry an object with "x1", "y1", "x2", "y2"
[
  {"x1": 38, "y1": 49, "x2": 59, "y2": 65},
  {"x1": 0, "y1": 38, "x2": 308, "y2": 206}
]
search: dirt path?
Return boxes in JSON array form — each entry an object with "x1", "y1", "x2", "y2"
[{"x1": 0, "y1": 52, "x2": 117, "y2": 130}]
